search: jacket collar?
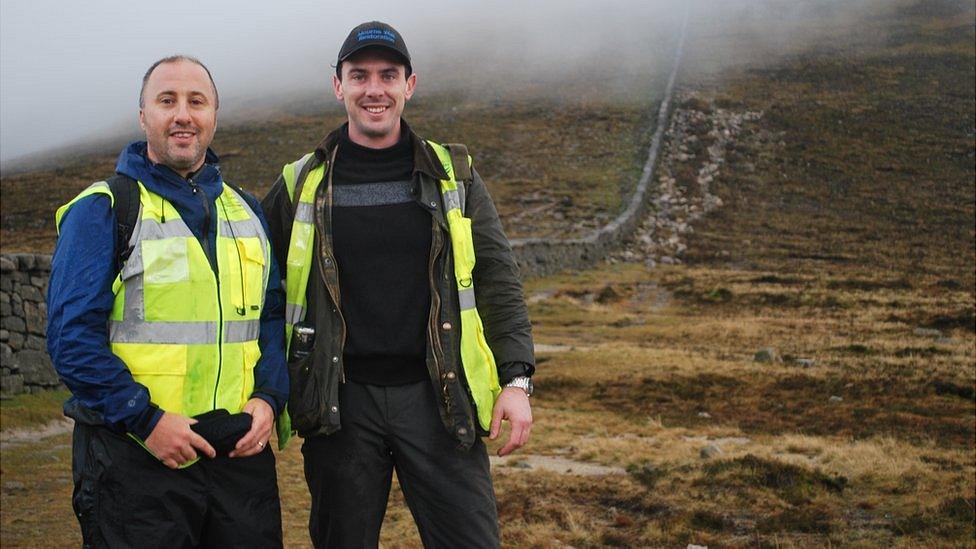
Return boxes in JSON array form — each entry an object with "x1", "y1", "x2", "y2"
[
  {"x1": 115, "y1": 141, "x2": 223, "y2": 199},
  {"x1": 313, "y1": 119, "x2": 450, "y2": 181}
]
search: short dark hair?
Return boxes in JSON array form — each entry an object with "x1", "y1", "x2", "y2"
[
  {"x1": 139, "y1": 55, "x2": 219, "y2": 109},
  {"x1": 335, "y1": 47, "x2": 413, "y2": 81}
]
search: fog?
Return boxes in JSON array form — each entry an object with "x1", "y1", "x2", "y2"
[{"x1": 0, "y1": 0, "x2": 894, "y2": 165}]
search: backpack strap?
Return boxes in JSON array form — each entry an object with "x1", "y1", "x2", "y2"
[
  {"x1": 105, "y1": 174, "x2": 139, "y2": 271},
  {"x1": 442, "y1": 143, "x2": 472, "y2": 181},
  {"x1": 442, "y1": 143, "x2": 473, "y2": 215}
]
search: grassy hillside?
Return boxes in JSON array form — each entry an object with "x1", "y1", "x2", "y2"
[{"x1": 1, "y1": 0, "x2": 973, "y2": 547}]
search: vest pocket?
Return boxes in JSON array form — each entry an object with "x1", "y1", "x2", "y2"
[
  {"x1": 115, "y1": 344, "x2": 187, "y2": 413},
  {"x1": 235, "y1": 237, "x2": 267, "y2": 316}
]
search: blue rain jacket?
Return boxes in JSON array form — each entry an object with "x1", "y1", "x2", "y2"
[{"x1": 46, "y1": 142, "x2": 288, "y2": 438}]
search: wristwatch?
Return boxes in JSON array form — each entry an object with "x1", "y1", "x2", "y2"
[{"x1": 505, "y1": 376, "x2": 534, "y2": 397}]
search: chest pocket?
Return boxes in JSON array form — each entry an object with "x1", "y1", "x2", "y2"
[{"x1": 231, "y1": 236, "x2": 267, "y2": 317}]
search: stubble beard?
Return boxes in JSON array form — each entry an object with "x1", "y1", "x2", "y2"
[{"x1": 154, "y1": 141, "x2": 204, "y2": 175}]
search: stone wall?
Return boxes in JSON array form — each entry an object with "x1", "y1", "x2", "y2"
[
  {"x1": 509, "y1": 8, "x2": 685, "y2": 277},
  {"x1": 1, "y1": 253, "x2": 62, "y2": 396}
]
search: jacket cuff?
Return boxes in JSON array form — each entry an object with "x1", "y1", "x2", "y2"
[
  {"x1": 251, "y1": 391, "x2": 282, "y2": 418},
  {"x1": 129, "y1": 404, "x2": 163, "y2": 440},
  {"x1": 498, "y1": 361, "x2": 534, "y2": 385}
]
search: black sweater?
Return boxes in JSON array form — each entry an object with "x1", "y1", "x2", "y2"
[{"x1": 331, "y1": 125, "x2": 432, "y2": 385}]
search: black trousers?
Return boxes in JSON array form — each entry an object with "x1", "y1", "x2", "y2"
[
  {"x1": 302, "y1": 380, "x2": 499, "y2": 549},
  {"x1": 71, "y1": 423, "x2": 282, "y2": 548}
]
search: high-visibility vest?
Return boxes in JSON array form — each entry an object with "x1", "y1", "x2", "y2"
[
  {"x1": 281, "y1": 140, "x2": 501, "y2": 431},
  {"x1": 56, "y1": 179, "x2": 271, "y2": 449}
]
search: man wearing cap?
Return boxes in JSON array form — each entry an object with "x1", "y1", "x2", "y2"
[
  {"x1": 48, "y1": 55, "x2": 287, "y2": 546},
  {"x1": 262, "y1": 21, "x2": 535, "y2": 548}
]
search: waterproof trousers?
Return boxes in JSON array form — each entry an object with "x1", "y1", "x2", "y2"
[
  {"x1": 71, "y1": 423, "x2": 282, "y2": 548},
  {"x1": 302, "y1": 380, "x2": 500, "y2": 549}
]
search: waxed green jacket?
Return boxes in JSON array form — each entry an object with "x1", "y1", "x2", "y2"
[{"x1": 261, "y1": 124, "x2": 534, "y2": 449}]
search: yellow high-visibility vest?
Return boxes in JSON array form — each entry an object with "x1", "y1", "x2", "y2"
[
  {"x1": 280, "y1": 140, "x2": 501, "y2": 431},
  {"x1": 56, "y1": 179, "x2": 272, "y2": 453}
]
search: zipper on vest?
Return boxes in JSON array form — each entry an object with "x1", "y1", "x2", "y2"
[
  {"x1": 189, "y1": 178, "x2": 217, "y2": 273},
  {"x1": 195, "y1": 180, "x2": 223, "y2": 410},
  {"x1": 211, "y1": 274, "x2": 224, "y2": 409}
]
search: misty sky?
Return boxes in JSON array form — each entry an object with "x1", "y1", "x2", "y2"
[{"x1": 0, "y1": 0, "x2": 891, "y2": 164}]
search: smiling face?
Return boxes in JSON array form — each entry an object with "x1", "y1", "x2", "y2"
[
  {"x1": 139, "y1": 60, "x2": 217, "y2": 177},
  {"x1": 333, "y1": 48, "x2": 416, "y2": 149}
]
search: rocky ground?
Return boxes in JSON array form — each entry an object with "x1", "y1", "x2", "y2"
[{"x1": 610, "y1": 91, "x2": 764, "y2": 267}]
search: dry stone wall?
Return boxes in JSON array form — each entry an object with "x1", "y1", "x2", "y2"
[{"x1": 1, "y1": 253, "x2": 62, "y2": 396}]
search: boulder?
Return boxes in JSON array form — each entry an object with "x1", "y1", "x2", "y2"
[
  {"x1": 700, "y1": 444, "x2": 723, "y2": 459},
  {"x1": 913, "y1": 327, "x2": 942, "y2": 338},
  {"x1": 1, "y1": 373, "x2": 24, "y2": 396},
  {"x1": 754, "y1": 347, "x2": 780, "y2": 363}
]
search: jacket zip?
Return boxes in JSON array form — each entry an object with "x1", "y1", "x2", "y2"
[
  {"x1": 427, "y1": 221, "x2": 446, "y2": 382},
  {"x1": 318, "y1": 148, "x2": 347, "y2": 383},
  {"x1": 189, "y1": 179, "x2": 224, "y2": 409}
]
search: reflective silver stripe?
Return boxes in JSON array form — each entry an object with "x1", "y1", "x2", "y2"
[
  {"x1": 138, "y1": 218, "x2": 195, "y2": 240},
  {"x1": 224, "y1": 187, "x2": 270, "y2": 252},
  {"x1": 109, "y1": 320, "x2": 218, "y2": 344},
  {"x1": 219, "y1": 218, "x2": 267, "y2": 239},
  {"x1": 292, "y1": 154, "x2": 312, "y2": 184},
  {"x1": 224, "y1": 319, "x2": 261, "y2": 343},
  {"x1": 458, "y1": 287, "x2": 476, "y2": 311},
  {"x1": 295, "y1": 202, "x2": 315, "y2": 223},
  {"x1": 286, "y1": 303, "x2": 305, "y2": 325},
  {"x1": 442, "y1": 189, "x2": 461, "y2": 213},
  {"x1": 457, "y1": 181, "x2": 466, "y2": 216}
]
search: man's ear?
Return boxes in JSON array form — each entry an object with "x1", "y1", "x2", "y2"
[
  {"x1": 138, "y1": 109, "x2": 146, "y2": 132},
  {"x1": 404, "y1": 73, "x2": 417, "y2": 101},
  {"x1": 332, "y1": 74, "x2": 343, "y2": 102}
]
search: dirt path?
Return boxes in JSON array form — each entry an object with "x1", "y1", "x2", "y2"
[{"x1": 0, "y1": 418, "x2": 73, "y2": 449}]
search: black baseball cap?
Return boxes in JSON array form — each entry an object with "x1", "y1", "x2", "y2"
[{"x1": 337, "y1": 21, "x2": 412, "y2": 75}]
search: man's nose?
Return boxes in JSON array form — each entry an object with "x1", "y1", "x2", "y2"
[
  {"x1": 174, "y1": 100, "x2": 192, "y2": 124},
  {"x1": 364, "y1": 76, "x2": 384, "y2": 97}
]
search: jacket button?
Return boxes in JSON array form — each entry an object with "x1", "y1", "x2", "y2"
[
  {"x1": 429, "y1": 201, "x2": 437, "y2": 208},
  {"x1": 332, "y1": 356, "x2": 339, "y2": 363},
  {"x1": 457, "y1": 427, "x2": 467, "y2": 436},
  {"x1": 441, "y1": 321, "x2": 452, "y2": 330},
  {"x1": 324, "y1": 258, "x2": 332, "y2": 265},
  {"x1": 446, "y1": 371, "x2": 456, "y2": 380},
  {"x1": 331, "y1": 406, "x2": 338, "y2": 413}
]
